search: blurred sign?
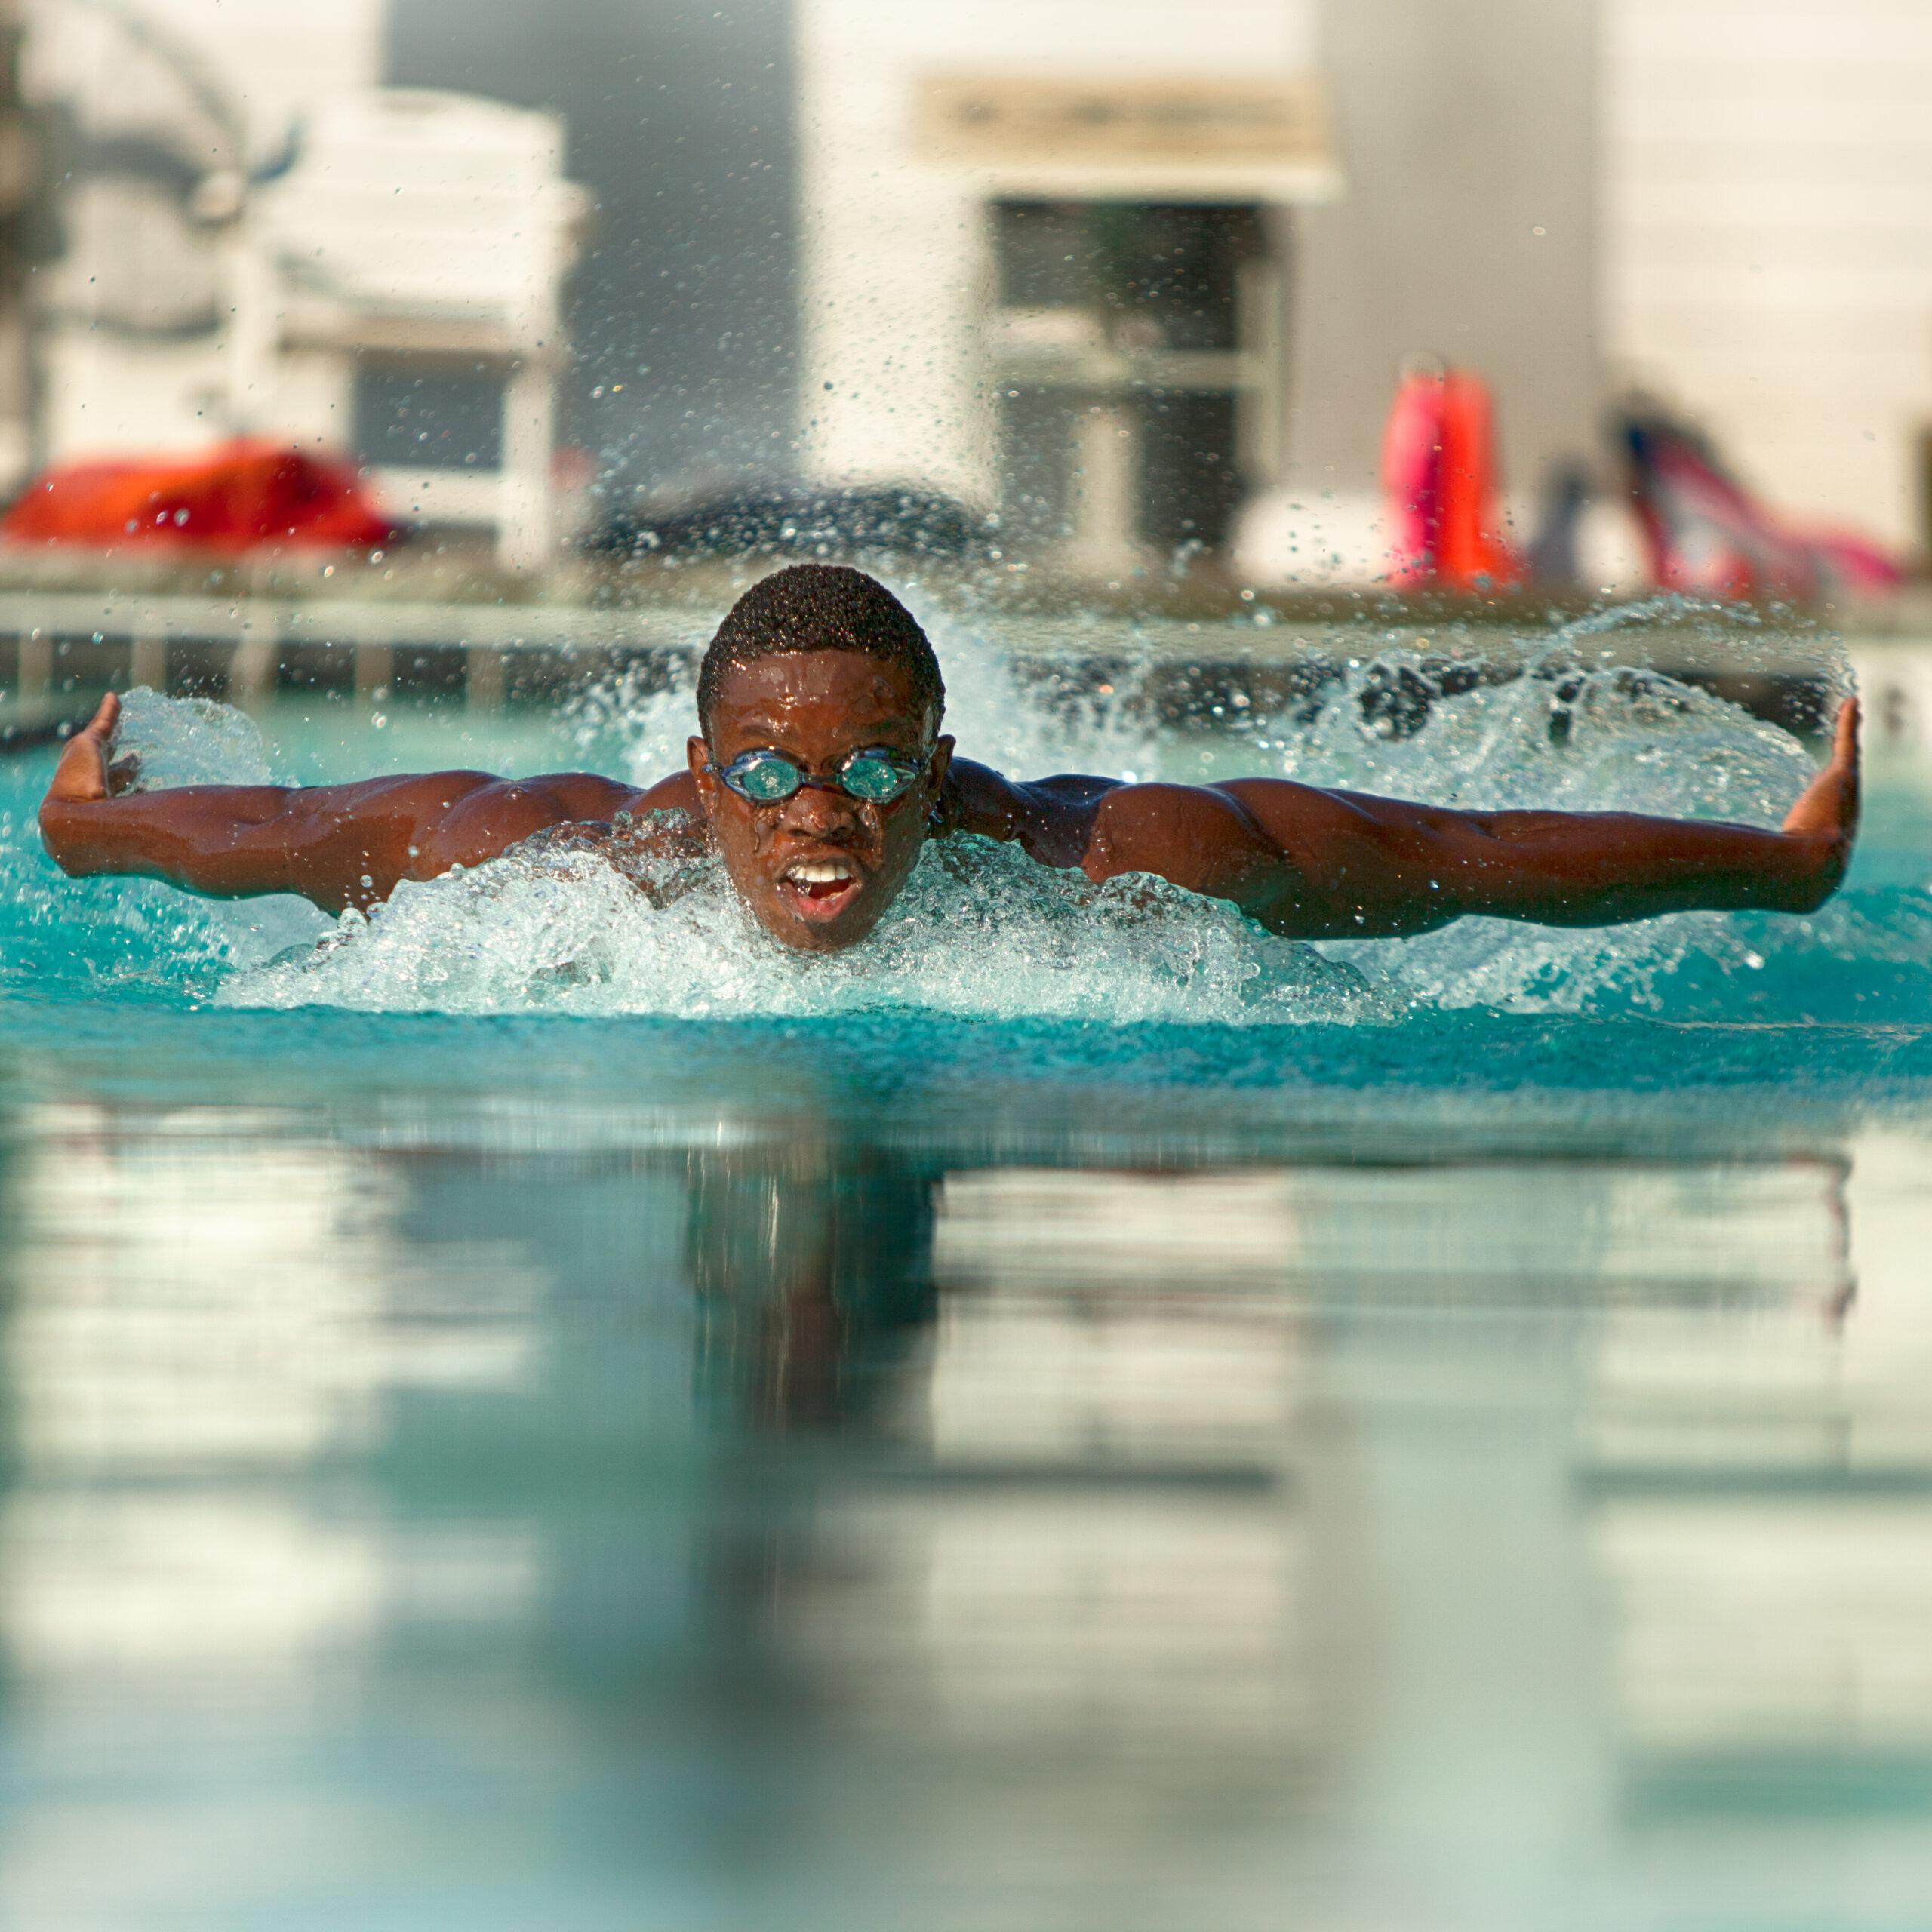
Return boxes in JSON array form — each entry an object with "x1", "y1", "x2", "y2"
[{"x1": 913, "y1": 75, "x2": 1333, "y2": 169}]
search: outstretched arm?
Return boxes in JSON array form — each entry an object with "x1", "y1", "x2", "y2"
[
  {"x1": 950, "y1": 700, "x2": 1860, "y2": 940},
  {"x1": 39, "y1": 694, "x2": 646, "y2": 913}
]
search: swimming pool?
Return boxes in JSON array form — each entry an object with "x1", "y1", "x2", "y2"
[{"x1": 2, "y1": 611, "x2": 1930, "y2": 1928}]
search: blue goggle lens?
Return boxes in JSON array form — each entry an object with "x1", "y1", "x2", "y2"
[
  {"x1": 838, "y1": 749, "x2": 923, "y2": 802},
  {"x1": 734, "y1": 752, "x2": 801, "y2": 802}
]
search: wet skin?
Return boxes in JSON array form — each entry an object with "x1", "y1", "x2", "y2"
[
  {"x1": 680, "y1": 654, "x2": 953, "y2": 952},
  {"x1": 38, "y1": 652, "x2": 1860, "y2": 949}
]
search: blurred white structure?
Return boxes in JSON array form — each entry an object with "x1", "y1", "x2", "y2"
[
  {"x1": 793, "y1": 0, "x2": 1340, "y2": 577},
  {"x1": 251, "y1": 90, "x2": 589, "y2": 571},
  {"x1": 25, "y1": 0, "x2": 386, "y2": 455},
  {"x1": 23, "y1": 2, "x2": 586, "y2": 569}
]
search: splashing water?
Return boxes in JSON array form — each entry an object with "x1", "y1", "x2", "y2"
[
  {"x1": 562, "y1": 602, "x2": 1168, "y2": 791},
  {"x1": 1297, "y1": 651, "x2": 1835, "y2": 1014},
  {"x1": 221, "y1": 831, "x2": 1378, "y2": 1020},
  {"x1": 8, "y1": 610, "x2": 1928, "y2": 1024},
  {"x1": 115, "y1": 687, "x2": 281, "y2": 790},
  {"x1": 0, "y1": 690, "x2": 328, "y2": 1004}
]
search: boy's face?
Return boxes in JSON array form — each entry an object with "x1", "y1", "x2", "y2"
[{"x1": 689, "y1": 650, "x2": 951, "y2": 952}]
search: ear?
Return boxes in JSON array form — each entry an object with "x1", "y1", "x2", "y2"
[
  {"x1": 922, "y1": 735, "x2": 955, "y2": 832},
  {"x1": 686, "y1": 736, "x2": 715, "y2": 819}
]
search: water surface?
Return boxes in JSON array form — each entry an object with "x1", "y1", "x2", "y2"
[{"x1": 2, "y1": 618, "x2": 1928, "y2": 1927}]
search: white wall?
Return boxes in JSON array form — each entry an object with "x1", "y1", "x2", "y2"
[
  {"x1": 1603, "y1": 0, "x2": 1932, "y2": 554},
  {"x1": 792, "y1": 0, "x2": 1320, "y2": 500},
  {"x1": 1276, "y1": 0, "x2": 1603, "y2": 529}
]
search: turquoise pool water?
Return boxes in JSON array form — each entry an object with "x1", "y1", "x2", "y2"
[{"x1": 2, "y1": 622, "x2": 1930, "y2": 1928}]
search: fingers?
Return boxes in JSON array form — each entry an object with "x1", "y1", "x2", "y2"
[
  {"x1": 107, "y1": 751, "x2": 142, "y2": 797},
  {"x1": 1834, "y1": 696, "x2": 1860, "y2": 768},
  {"x1": 1838, "y1": 695, "x2": 1860, "y2": 839},
  {"x1": 1780, "y1": 697, "x2": 1860, "y2": 845},
  {"x1": 42, "y1": 692, "x2": 126, "y2": 807}
]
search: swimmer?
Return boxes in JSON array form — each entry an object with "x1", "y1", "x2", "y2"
[{"x1": 39, "y1": 564, "x2": 1859, "y2": 954}]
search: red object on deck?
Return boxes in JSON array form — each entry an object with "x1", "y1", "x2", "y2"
[
  {"x1": 1380, "y1": 371, "x2": 1444, "y2": 580},
  {"x1": 1380, "y1": 365, "x2": 1521, "y2": 590},
  {"x1": 2, "y1": 439, "x2": 398, "y2": 552},
  {"x1": 1432, "y1": 372, "x2": 1520, "y2": 589},
  {"x1": 1616, "y1": 405, "x2": 1903, "y2": 601}
]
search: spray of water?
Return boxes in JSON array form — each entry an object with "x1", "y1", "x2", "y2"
[
  {"x1": 10, "y1": 603, "x2": 1918, "y2": 1023},
  {"x1": 221, "y1": 829, "x2": 1378, "y2": 1020}
]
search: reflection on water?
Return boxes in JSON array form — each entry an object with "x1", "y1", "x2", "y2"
[{"x1": 0, "y1": 1100, "x2": 1927, "y2": 1929}]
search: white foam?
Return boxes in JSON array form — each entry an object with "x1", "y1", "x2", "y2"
[
  {"x1": 218, "y1": 827, "x2": 1380, "y2": 1021},
  {"x1": 112, "y1": 685, "x2": 333, "y2": 971}
]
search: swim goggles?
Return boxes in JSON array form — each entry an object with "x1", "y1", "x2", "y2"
[{"x1": 707, "y1": 743, "x2": 928, "y2": 806}]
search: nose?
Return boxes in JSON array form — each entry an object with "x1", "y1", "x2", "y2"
[{"x1": 775, "y1": 782, "x2": 861, "y2": 838}]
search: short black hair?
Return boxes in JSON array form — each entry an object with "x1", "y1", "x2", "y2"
[{"x1": 695, "y1": 565, "x2": 945, "y2": 739}]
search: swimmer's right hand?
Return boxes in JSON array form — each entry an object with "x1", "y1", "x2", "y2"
[{"x1": 44, "y1": 692, "x2": 139, "y2": 804}]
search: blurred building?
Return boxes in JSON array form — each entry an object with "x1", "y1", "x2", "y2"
[
  {"x1": 247, "y1": 88, "x2": 588, "y2": 571},
  {"x1": 795, "y1": 0, "x2": 1931, "y2": 583},
  {"x1": 9, "y1": 0, "x2": 1930, "y2": 582},
  {"x1": 21, "y1": 0, "x2": 586, "y2": 568},
  {"x1": 790, "y1": 0, "x2": 1604, "y2": 582},
  {"x1": 385, "y1": 0, "x2": 800, "y2": 503},
  {"x1": 794, "y1": 0, "x2": 1343, "y2": 577}
]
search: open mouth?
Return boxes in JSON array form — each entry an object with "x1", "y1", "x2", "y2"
[{"x1": 777, "y1": 857, "x2": 863, "y2": 922}]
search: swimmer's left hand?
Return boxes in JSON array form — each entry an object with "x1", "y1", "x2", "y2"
[{"x1": 1780, "y1": 697, "x2": 1860, "y2": 905}]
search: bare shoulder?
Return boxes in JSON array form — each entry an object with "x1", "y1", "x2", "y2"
[
  {"x1": 631, "y1": 769, "x2": 700, "y2": 815},
  {"x1": 1214, "y1": 774, "x2": 1357, "y2": 826},
  {"x1": 518, "y1": 771, "x2": 651, "y2": 819},
  {"x1": 1086, "y1": 779, "x2": 1276, "y2": 878},
  {"x1": 411, "y1": 770, "x2": 647, "y2": 874},
  {"x1": 1082, "y1": 776, "x2": 1359, "y2": 872}
]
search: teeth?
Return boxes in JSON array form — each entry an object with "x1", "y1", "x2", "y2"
[{"x1": 786, "y1": 861, "x2": 854, "y2": 884}]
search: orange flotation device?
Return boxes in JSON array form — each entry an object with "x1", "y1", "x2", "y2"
[{"x1": 2, "y1": 438, "x2": 398, "y2": 553}]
